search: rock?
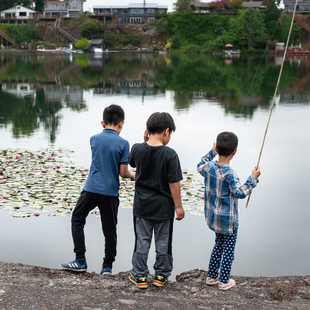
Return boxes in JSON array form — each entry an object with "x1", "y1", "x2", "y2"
[{"x1": 118, "y1": 299, "x2": 137, "y2": 305}]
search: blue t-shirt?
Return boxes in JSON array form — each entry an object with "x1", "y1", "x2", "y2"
[{"x1": 83, "y1": 128, "x2": 129, "y2": 196}]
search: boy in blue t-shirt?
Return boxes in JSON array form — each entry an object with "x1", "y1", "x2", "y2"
[
  {"x1": 61, "y1": 105, "x2": 135, "y2": 274},
  {"x1": 197, "y1": 132, "x2": 260, "y2": 290}
]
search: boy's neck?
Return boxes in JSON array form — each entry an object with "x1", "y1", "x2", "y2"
[
  {"x1": 101, "y1": 121, "x2": 123, "y2": 135},
  {"x1": 217, "y1": 156, "x2": 231, "y2": 165},
  {"x1": 147, "y1": 133, "x2": 164, "y2": 146}
]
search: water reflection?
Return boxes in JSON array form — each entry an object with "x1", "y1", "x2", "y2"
[{"x1": 0, "y1": 53, "x2": 309, "y2": 142}]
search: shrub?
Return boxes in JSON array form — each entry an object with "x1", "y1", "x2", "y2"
[
  {"x1": 103, "y1": 31, "x2": 119, "y2": 48},
  {"x1": 75, "y1": 38, "x2": 90, "y2": 50},
  {"x1": 120, "y1": 34, "x2": 141, "y2": 46},
  {"x1": 80, "y1": 20, "x2": 102, "y2": 37}
]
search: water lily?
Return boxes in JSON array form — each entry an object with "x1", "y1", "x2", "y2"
[
  {"x1": 16, "y1": 154, "x2": 21, "y2": 159},
  {"x1": 30, "y1": 172, "x2": 35, "y2": 176},
  {"x1": 200, "y1": 195, "x2": 204, "y2": 199},
  {"x1": 0, "y1": 176, "x2": 4, "y2": 180},
  {"x1": 53, "y1": 153, "x2": 58, "y2": 156},
  {"x1": 41, "y1": 169, "x2": 47, "y2": 173},
  {"x1": 34, "y1": 212, "x2": 40, "y2": 217},
  {"x1": 84, "y1": 168, "x2": 89, "y2": 171},
  {"x1": 54, "y1": 179, "x2": 59, "y2": 184},
  {"x1": 183, "y1": 170, "x2": 188, "y2": 174},
  {"x1": 56, "y1": 165, "x2": 61, "y2": 169},
  {"x1": 2, "y1": 194, "x2": 8, "y2": 199},
  {"x1": 37, "y1": 154, "x2": 43, "y2": 158},
  {"x1": 47, "y1": 156, "x2": 53, "y2": 160}
]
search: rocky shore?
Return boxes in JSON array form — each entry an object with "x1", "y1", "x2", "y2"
[{"x1": 0, "y1": 262, "x2": 309, "y2": 310}]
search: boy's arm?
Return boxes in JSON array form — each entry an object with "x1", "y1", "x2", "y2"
[
  {"x1": 169, "y1": 182, "x2": 184, "y2": 221},
  {"x1": 227, "y1": 167, "x2": 260, "y2": 199},
  {"x1": 197, "y1": 144, "x2": 217, "y2": 177},
  {"x1": 119, "y1": 165, "x2": 135, "y2": 181}
]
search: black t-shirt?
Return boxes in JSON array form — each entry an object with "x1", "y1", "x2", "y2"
[{"x1": 128, "y1": 142, "x2": 183, "y2": 220}]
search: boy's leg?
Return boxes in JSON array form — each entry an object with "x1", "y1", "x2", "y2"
[
  {"x1": 153, "y1": 219, "x2": 174, "y2": 277},
  {"x1": 207, "y1": 233, "x2": 224, "y2": 280},
  {"x1": 71, "y1": 191, "x2": 97, "y2": 259},
  {"x1": 131, "y1": 216, "x2": 153, "y2": 276},
  {"x1": 98, "y1": 196, "x2": 119, "y2": 268},
  {"x1": 219, "y1": 228, "x2": 238, "y2": 284}
]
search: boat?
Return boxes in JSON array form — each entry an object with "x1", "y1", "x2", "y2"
[
  {"x1": 93, "y1": 47, "x2": 103, "y2": 54},
  {"x1": 36, "y1": 45, "x2": 45, "y2": 53}
]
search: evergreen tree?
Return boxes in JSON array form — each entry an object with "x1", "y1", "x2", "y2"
[
  {"x1": 174, "y1": 0, "x2": 193, "y2": 12},
  {"x1": 35, "y1": 0, "x2": 44, "y2": 12}
]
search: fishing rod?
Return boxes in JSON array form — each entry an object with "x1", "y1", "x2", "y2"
[{"x1": 246, "y1": 0, "x2": 299, "y2": 208}]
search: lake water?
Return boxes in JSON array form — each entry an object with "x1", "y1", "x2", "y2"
[{"x1": 0, "y1": 52, "x2": 309, "y2": 278}]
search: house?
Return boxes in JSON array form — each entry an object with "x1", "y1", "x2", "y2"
[
  {"x1": 284, "y1": 0, "x2": 310, "y2": 13},
  {"x1": 192, "y1": 1, "x2": 266, "y2": 14},
  {"x1": 92, "y1": 3, "x2": 168, "y2": 24},
  {"x1": 0, "y1": 5, "x2": 36, "y2": 21},
  {"x1": 242, "y1": 1, "x2": 266, "y2": 9},
  {"x1": 43, "y1": 0, "x2": 85, "y2": 18}
]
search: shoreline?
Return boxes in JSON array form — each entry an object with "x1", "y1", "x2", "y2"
[{"x1": 0, "y1": 261, "x2": 309, "y2": 309}]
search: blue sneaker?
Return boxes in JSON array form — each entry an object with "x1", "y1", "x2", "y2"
[
  {"x1": 100, "y1": 266, "x2": 112, "y2": 275},
  {"x1": 61, "y1": 259, "x2": 87, "y2": 272}
]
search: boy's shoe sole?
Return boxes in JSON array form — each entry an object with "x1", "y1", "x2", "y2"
[
  {"x1": 206, "y1": 277, "x2": 219, "y2": 285},
  {"x1": 219, "y1": 279, "x2": 236, "y2": 291},
  {"x1": 61, "y1": 260, "x2": 87, "y2": 272},
  {"x1": 153, "y1": 275, "x2": 168, "y2": 287},
  {"x1": 129, "y1": 274, "x2": 148, "y2": 289},
  {"x1": 62, "y1": 266, "x2": 87, "y2": 272}
]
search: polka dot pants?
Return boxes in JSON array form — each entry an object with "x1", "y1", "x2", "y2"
[{"x1": 207, "y1": 228, "x2": 238, "y2": 284}]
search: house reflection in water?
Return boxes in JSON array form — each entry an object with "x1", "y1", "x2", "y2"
[
  {"x1": 93, "y1": 79, "x2": 162, "y2": 98},
  {"x1": 1, "y1": 83, "x2": 86, "y2": 110}
]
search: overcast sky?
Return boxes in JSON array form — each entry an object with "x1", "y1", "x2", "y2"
[{"x1": 83, "y1": 0, "x2": 177, "y2": 12}]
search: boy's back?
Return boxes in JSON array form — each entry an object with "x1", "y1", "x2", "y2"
[
  {"x1": 129, "y1": 142, "x2": 182, "y2": 220},
  {"x1": 84, "y1": 128, "x2": 129, "y2": 196}
]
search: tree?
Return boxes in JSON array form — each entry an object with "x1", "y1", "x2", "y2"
[
  {"x1": 75, "y1": 38, "x2": 90, "y2": 50},
  {"x1": 103, "y1": 31, "x2": 119, "y2": 48},
  {"x1": 34, "y1": 0, "x2": 44, "y2": 12},
  {"x1": 229, "y1": 9, "x2": 267, "y2": 49},
  {"x1": 262, "y1": 2, "x2": 281, "y2": 38},
  {"x1": 174, "y1": 0, "x2": 193, "y2": 12},
  {"x1": 227, "y1": 0, "x2": 243, "y2": 11},
  {"x1": 80, "y1": 20, "x2": 102, "y2": 37}
]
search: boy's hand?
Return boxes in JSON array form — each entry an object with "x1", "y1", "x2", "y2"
[
  {"x1": 252, "y1": 166, "x2": 261, "y2": 179},
  {"x1": 212, "y1": 143, "x2": 217, "y2": 153},
  {"x1": 144, "y1": 130, "x2": 149, "y2": 142},
  {"x1": 175, "y1": 206, "x2": 185, "y2": 221}
]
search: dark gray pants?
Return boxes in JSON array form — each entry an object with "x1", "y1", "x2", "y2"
[{"x1": 131, "y1": 216, "x2": 174, "y2": 277}]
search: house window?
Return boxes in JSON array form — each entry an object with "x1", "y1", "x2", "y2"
[
  {"x1": 130, "y1": 9, "x2": 144, "y2": 14},
  {"x1": 147, "y1": 9, "x2": 155, "y2": 13},
  {"x1": 19, "y1": 12, "x2": 27, "y2": 17}
]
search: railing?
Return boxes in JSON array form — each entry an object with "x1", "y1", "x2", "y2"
[
  {"x1": 0, "y1": 30, "x2": 15, "y2": 45},
  {"x1": 55, "y1": 18, "x2": 78, "y2": 42}
]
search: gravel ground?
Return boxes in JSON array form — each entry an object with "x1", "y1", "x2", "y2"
[{"x1": 0, "y1": 262, "x2": 309, "y2": 310}]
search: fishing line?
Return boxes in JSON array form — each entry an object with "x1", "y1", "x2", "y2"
[
  {"x1": 246, "y1": 0, "x2": 299, "y2": 208},
  {"x1": 239, "y1": 19, "x2": 280, "y2": 115}
]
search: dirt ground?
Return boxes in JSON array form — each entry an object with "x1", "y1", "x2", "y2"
[{"x1": 0, "y1": 262, "x2": 309, "y2": 310}]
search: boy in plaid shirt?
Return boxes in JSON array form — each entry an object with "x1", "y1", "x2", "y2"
[{"x1": 197, "y1": 132, "x2": 260, "y2": 290}]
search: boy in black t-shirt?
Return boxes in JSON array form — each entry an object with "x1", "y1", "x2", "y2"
[{"x1": 128, "y1": 112, "x2": 185, "y2": 289}]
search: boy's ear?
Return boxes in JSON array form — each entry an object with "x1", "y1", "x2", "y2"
[
  {"x1": 119, "y1": 121, "x2": 125, "y2": 128},
  {"x1": 232, "y1": 149, "x2": 237, "y2": 156},
  {"x1": 164, "y1": 128, "x2": 171, "y2": 136},
  {"x1": 101, "y1": 121, "x2": 106, "y2": 128}
]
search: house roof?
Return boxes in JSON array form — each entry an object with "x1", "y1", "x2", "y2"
[
  {"x1": 242, "y1": 1, "x2": 265, "y2": 8},
  {"x1": 1, "y1": 5, "x2": 36, "y2": 13},
  {"x1": 90, "y1": 39, "x2": 103, "y2": 44},
  {"x1": 191, "y1": 2, "x2": 211, "y2": 8}
]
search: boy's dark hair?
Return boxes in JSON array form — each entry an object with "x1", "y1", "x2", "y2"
[
  {"x1": 103, "y1": 105, "x2": 125, "y2": 125},
  {"x1": 216, "y1": 132, "x2": 238, "y2": 156},
  {"x1": 146, "y1": 112, "x2": 176, "y2": 134}
]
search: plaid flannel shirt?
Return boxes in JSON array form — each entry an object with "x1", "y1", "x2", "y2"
[{"x1": 197, "y1": 149, "x2": 258, "y2": 235}]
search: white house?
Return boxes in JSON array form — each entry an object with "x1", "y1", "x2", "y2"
[
  {"x1": 0, "y1": 5, "x2": 36, "y2": 20},
  {"x1": 43, "y1": 0, "x2": 85, "y2": 17}
]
